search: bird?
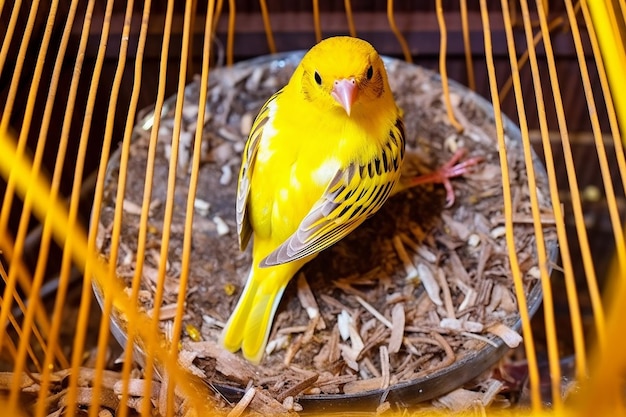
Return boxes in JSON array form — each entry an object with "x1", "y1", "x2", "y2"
[
  {"x1": 219, "y1": 36, "x2": 404, "y2": 363},
  {"x1": 220, "y1": 36, "x2": 478, "y2": 364}
]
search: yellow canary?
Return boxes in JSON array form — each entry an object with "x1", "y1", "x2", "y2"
[{"x1": 220, "y1": 36, "x2": 405, "y2": 363}]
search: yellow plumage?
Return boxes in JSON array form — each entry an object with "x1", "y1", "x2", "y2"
[{"x1": 220, "y1": 36, "x2": 405, "y2": 364}]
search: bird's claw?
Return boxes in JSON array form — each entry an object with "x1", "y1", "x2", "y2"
[{"x1": 408, "y1": 148, "x2": 483, "y2": 208}]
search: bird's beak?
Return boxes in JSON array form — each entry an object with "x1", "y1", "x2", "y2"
[{"x1": 331, "y1": 78, "x2": 357, "y2": 116}]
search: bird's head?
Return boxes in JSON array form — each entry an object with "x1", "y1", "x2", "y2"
[{"x1": 297, "y1": 36, "x2": 391, "y2": 117}]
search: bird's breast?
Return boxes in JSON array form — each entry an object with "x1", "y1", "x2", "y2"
[
  {"x1": 249, "y1": 137, "x2": 331, "y2": 245},
  {"x1": 309, "y1": 157, "x2": 342, "y2": 188}
]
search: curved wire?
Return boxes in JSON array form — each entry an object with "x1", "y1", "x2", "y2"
[
  {"x1": 313, "y1": 0, "x2": 322, "y2": 43},
  {"x1": 259, "y1": 0, "x2": 277, "y2": 53},
  {"x1": 167, "y1": 1, "x2": 217, "y2": 415},
  {"x1": 0, "y1": 132, "x2": 218, "y2": 416},
  {"x1": 480, "y1": 0, "x2": 542, "y2": 411},
  {"x1": 226, "y1": 0, "x2": 236, "y2": 65},
  {"x1": 436, "y1": 0, "x2": 463, "y2": 132},
  {"x1": 507, "y1": 0, "x2": 564, "y2": 409},
  {"x1": 387, "y1": 0, "x2": 412, "y2": 63},
  {"x1": 459, "y1": 0, "x2": 475, "y2": 90},
  {"x1": 344, "y1": 0, "x2": 356, "y2": 37},
  {"x1": 0, "y1": 0, "x2": 73, "y2": 396},
  {"x1": 0, "y1": 0, "x2": 23, "y2": 78},
  {"x1": 587, "y1": 0, "x2": 626, "y2": 140}
]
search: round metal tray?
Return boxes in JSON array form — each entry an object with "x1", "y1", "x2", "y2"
[{"x1": 93, "y1": 51, "x2": 555, "y2": 413}]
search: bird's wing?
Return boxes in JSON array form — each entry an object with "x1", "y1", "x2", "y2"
[
  {"x1": 236, "y1": 89, "x2": 283, "y2": 251},
  {"x1": 261, "y1": 118, "x2": 405, "y2": 267}
]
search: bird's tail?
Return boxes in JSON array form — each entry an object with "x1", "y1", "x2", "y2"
[{"x1": 220, "y1": 267, "x2": 290, "y2": 364}]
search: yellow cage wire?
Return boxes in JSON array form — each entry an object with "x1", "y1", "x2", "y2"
[{"x1": 0, "y1": 0, "x2": 625, "y2": 415}]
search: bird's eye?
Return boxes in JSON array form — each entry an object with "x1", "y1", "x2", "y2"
[
  {"x1": 314, "y1": 71, "x2": 322, "y2": 85},
  {"x1": 366, "y1": 65, "x2": 373, "y2": 80}
]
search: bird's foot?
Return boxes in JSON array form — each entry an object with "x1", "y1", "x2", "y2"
[{"x1": 407, "y1": 149, "x2": 483, "y2": 208}]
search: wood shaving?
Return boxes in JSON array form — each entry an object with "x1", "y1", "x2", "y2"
[
  {"x1": 149, "y1": 303, "x2": 180, "y2": 320},
  {"x1": 433, "y1": 387, "x2": 485, "y2": 411},
  {"x1": 113, "y1": 378, "x2": 160, "y2": 397},
  {"x1": 388, "y1": 303, "x2": 405, "y2": 354},
  {"x1": 296, "y1": 273, "x2": 326, "y2": 329},
  {"x1": 376, "y1": 401, "x2": 392, "y2": 415},
  {"x1": 486, "y1": 323, "x2": 523, "y2": 348},
  {"x1": 416, "y1": 263, "x2": 442, "y2": 306},
  {"x1": 226, "y1": 387, "x2": 256, "y2": 417}
]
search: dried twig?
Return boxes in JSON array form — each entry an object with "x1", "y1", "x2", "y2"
[
  {"x1": 226, "y1": 387, "x2": 256, "y2": 417},
  {"x1": 491, "y1": 213, "x2": 557, "y2": 225},
  {"x1": 362, "y1": 357, "x2": 382, "y2": 378},
  {"x1": 392, "y1": 235, "x2": 418, "y2": 279},
  {"x1": 158, "y1": 373, "x2": 168, "y2": 416},
  {"x1": 379, "y1": 346, "x2": 390, "y2": 390},
  {"x1": 475, "y1": 243, "x2": 492, "y2": 280},
  {"x1": 355, "y1": 296, "x2": 392, "y2": 328},
  {"x1": 436, "y1": 269, "x2": 456, "y2": 319},
  {"x1": 460, "y1": 331, "x2": 498, "y2": 348},
  {"x1": 276, "y1": 374, "x2": 319, "y2": 402}
]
